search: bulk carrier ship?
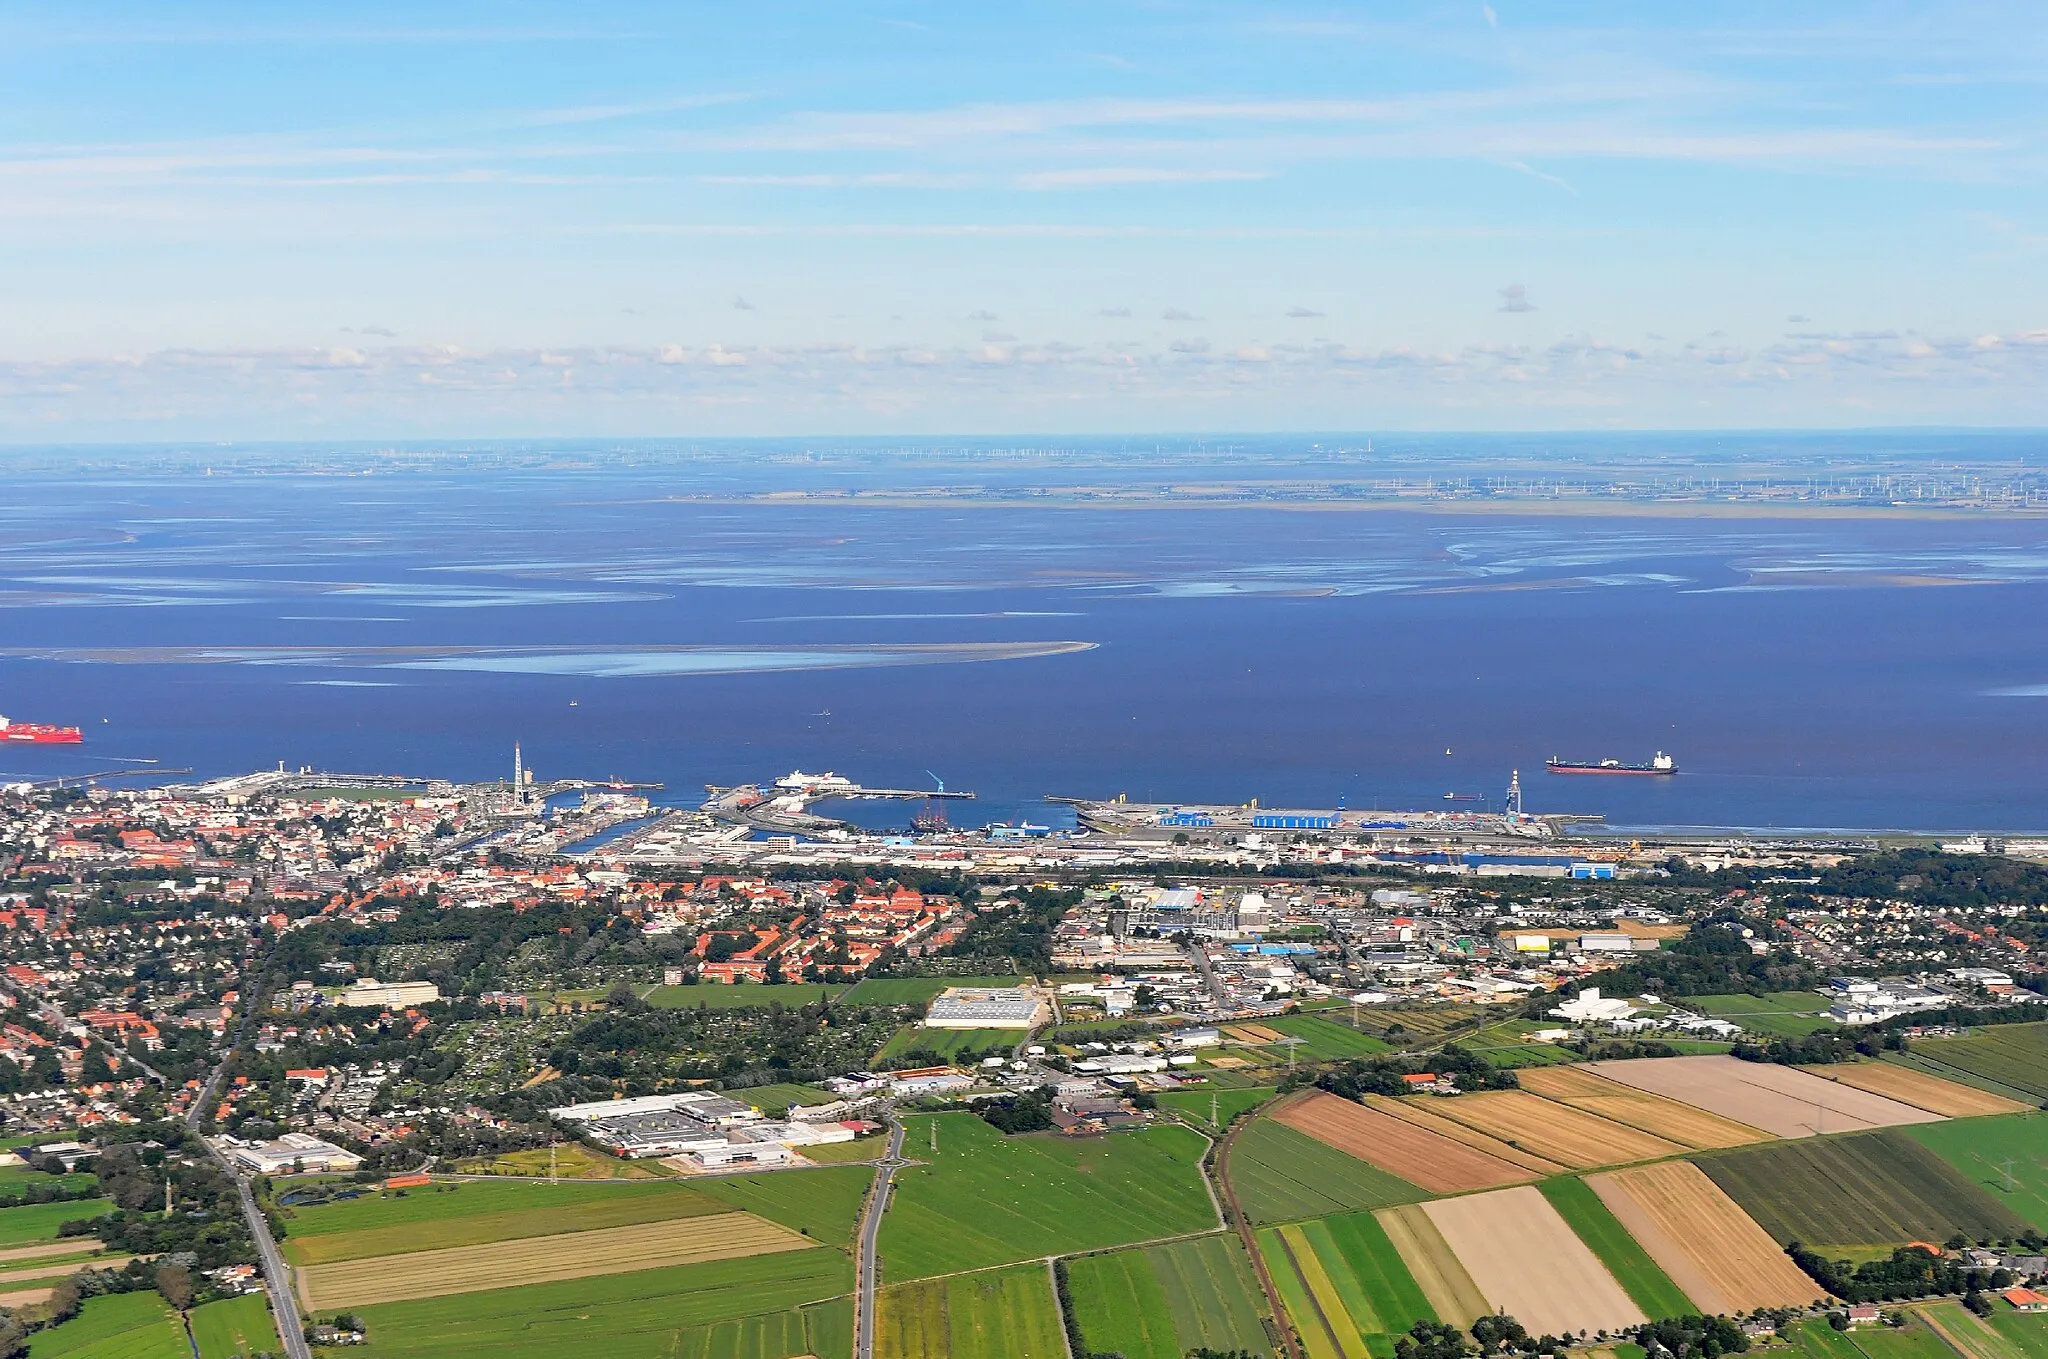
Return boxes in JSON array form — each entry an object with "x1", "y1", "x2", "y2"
[
  {"x1": 1546, "y1": 751, "x2": 1675, "y2": 775},
  {"x1": 0, "y1": 716, "x2": 84, "y2": 744}
]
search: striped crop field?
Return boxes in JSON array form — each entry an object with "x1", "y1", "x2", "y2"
[
  {"x1": 1516, "y1": 1066, "x2": 1772, "y2": 1149},
  {"x1": 1358, "y1": 1095, "x2": 1566, "y2": 1177},
  {"x1": 1407, "y1": 1090, "x2": 1685, "y2": 1169},
  {"x1": 1797, "y1": 1062, "x2": 2029, "y2": 1118},
  {"x1": 1226, "y1": 1115, "x2": 1430, "y2": 1225},
  {"x1": 1909, "y1": 1024, "x2": 2048, "y2": 1101},
  {"x1": 1420, "y1": 1186, "x2": 1647, "y2": 1338},
  {"x1": 1586, "y1": 1161, "x2": 1824, "y2": 1313},
  {"x1": 284, "y1": 1181, "x2": 730, "y2": 1265},
  {"x1": 1373, "y1": 1205, "x2": 1489, "y2": 1330},
  {"x1": 1066, "y1": 1251, "x2": 1183, "y2": 1359},
  {"x1": 1259, "y1": 1211, "x2": 1440, "y2": 1359},
  {"x1": 877, "y1": 1265, "x2": 1065, "y2": 1359},
  {"x1": 299, "y1": 1211, "x2": 813, "y2": 1309},
  {"x1": 1537, "y1": 1177, "x2": 1694, "y2": 1320},
  {"x1": 1069, "y1": 1237, "x2": 1274, "y2": 1359},
  {"x1": 1696, "y1": 1129, "x2": 2031, "y2": 1248},
  {"x1": 1274, "y1": 1092, "x2": 1533, "y2": 1192}
]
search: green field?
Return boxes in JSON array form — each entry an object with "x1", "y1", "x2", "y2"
[
  {"x1": 877, "y1": 1264, "x2": 1066, "y2": 1359},
  {"x1": 1910, "y1": 1024, "x2": 2048, "y2": 1101},
  {"x1": 843, "y1": 976, "x2": 1027, "y2": 1006},
  {"x1": 1477, "y1": 1044, "x2": 1582, "y2": 1069},
  {"x1": 1690, "y1": 991, "x2": 1835, "y2": 1037},
  {"x1": 695, "y1": 1166, "x2": 874, "y2": 1246},
  {"x1": 1156, "y1": 1086, "x2": 1276, "y2": 1130},
  {"x1": 1988, "y1": 1308, "x2": 2048, "y2": 1359},
  {"x1": 191, "y1": 1293, "x2": 283, "y2": 1359},
  {"x1": 1068, "y1": 1236, "x2": 1272, "y2": 1359},
  {"x1": 27, "y1": 1293, "x2": 188, "y2": 1359},
  {"x1": 879, "y1": 1115, "x2": 1216, "y2": 1281},
  {"x1": 0, "y1": 1166, "x2": 100, "y2": 1193},
  {"x1": 875, "y1": 1026, "x2": 1019, "y2": 1064},
  {"x1": 650, "y1": 985, "x2": 849, "y2": 1010},
  {"x1": 1225, "y1": 1118, "x2": 1427, "y2": 1227},
  {"x1": 0, "y1": 1198, "x2": 112, "y2": 1245},
  {"x1": 1696, "y1": 1129, "x2": 2030, "y2": 1247},
  {"x1": 352, "y1": 1246, "x2": 853, "y2": 1359},
  {"x1": 280, "y1": 1179, "x2": 726, "y2": 1264},
  {"x1": 721, "y1": 1082, "x2": 845, "y2": 1115},
  {"x1": 1257, "y1": 1015, "x2": 1394, "y2": 1061},
  {"x1": 1258, "y1": 1211, "x2": 1436, "y2": 1359},
  {"x1": 1538, "y1": 1177, "x2": 1693, "y2": 1319},
  {"x1": 1838, "y1": 1316, "x2": 1959, "y2": 1359},
  {"x1": 804, "y1": 1297, "x2": 856, "y2": 1359},
  {"x1": 1906, "y1": 1114, "x2": 2048, "y2": 1232}
]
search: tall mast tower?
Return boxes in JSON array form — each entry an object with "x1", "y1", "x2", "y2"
[
  {"x1": 1505, "y1": 769, "x2": 1522, "y2": 818},
  {"x1": 513, "y1": 742, "x2": 524, "y2": 806}
]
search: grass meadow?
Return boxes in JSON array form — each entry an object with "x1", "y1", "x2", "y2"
[
  {"x1": 875, "y1": 1027, "x2": 1019, "y2": 1063},
  {"x1": 1068, "y1": 1236, "x2": 1271, "y2": 1359},
  {"x1": 281, "y1": 1178, "x2": 727, "y2": 1264},
  {"x1": 649, "y1": 985, "x2": 849, "y2": 1009},
  {"x1": 1156, "y1": 1086, "x2": 1276, "y2": 1131},
  {"x1": 1537, "y1": 1177, "x2": 1694, "y2": 1319},
  {"x1": 1226, "y1": 1118, "x2": 1428, "y2": 1226},
  {"x1": 695, "y1": 1166, "x2": 875, "y2": 1246},
  {"x1": 880, "y1": 1115, "x2": 1215, "y2": 1281},
  {"x1": 1909, "y1": 1024, "x2": 2048, "y2": 1101},
  {"x1": 1260, "y1": 1209, "x2": 1439, "y2": 1359},
  {"x1": 1907, "y1": 1113, "x2": 2048, "y2": 1232},
  {"x1": 25, "y1": 1293, "x2": 187, "y2": 1359},
  {"x1": 351, "y1": 1246, "x2": 852, "y2": 1359},
  {"x1": 1690, "y1": 992, "x2": 1835, "y2": 1038},
  {"x1": 1697, "y1": 1130, "x2": 2030, "y2": 1247},
  {"x1": 1257, "y1": 1015, "x2": 1394, "y2": 1060},
  {"x1": 190, "y1": 1293, "x2": 283, "y2": 1359},
  {"x1": 0, "y1": 1199, "x2": 112, "y2": 1246}
]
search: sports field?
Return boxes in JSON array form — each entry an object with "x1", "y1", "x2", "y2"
[
  {"x1": 1258, "y1": 1212, "x2": 1436, "y2": 1359},
  {"x1": 1372, "y1": 1205, "x2": 1489, "y2": 1329},
  {"x1": 1421, "y1": 1186, "x2": 1647, "y2": 1337},
  {"x1": 1695, "y1": 1129, "x2": 2030, "y2": 1247},
  {"x1": 1408, "y1": 1090, "x2": 1685, "y2": 1169},
  {"x1": 300, "y1": 1211, "x2": 814, "y2": 1309},
  {"x1": 191, "y1": 1294, "x2": 283, "y2": 1359},
  {"x1": 1588, "y1": 1160, "x2": 1826, "y2": 1312},
  {"x1": 0, "y1": 1199, "x2": 112, "y2": 1246},
  {"x1": 843, "y1": 976, "x2": 1026, "y2": 1005},
  {"x1": 1910, "y1": 1024, "x2": 2048, "y2": 1101},
  {"x1": 282, "y1": 1179, "x2": 729, "y2": 1264},
  {"x1": 1516, "y1": 1066, "x2": 1771, "y2": 1148},
  {"x1": 1798, "y1": 1062, "x2": 2029, "y2": 1117},
  {"x1": 1359, "y1": 1095, "x2": 1566, "y2": 1177},
  {"x1": 1274, "y1": 1093, "x2": 1531, "y2": 1193},
  {"x1": 1907, "y1": 1113, "x2": 2048, "y2": 1231},
  {"x1": 1227, "y1": 1113, "x2": 1430, "y2": 1224},
  {"x1": 1690, "y1": 992, "x2": 1835, "y2": 1037},
  {"x1": 1069, "y1": 1237, "x2": 1272, "y2": 1359},
  {"x1": 877, "y1": 1264, "x2": 1065, "y2": 1359},
  {"x1": 25, "y1": 1293, "x2": 188, "y2": 1359},
  {"x1": 649, "y1": 984, "x2": 850, "y2": 1009},
  {"x1": 1536, "y1": 1177, "x2": 1693, "y2": 1319},
  {"x1": 349, "y1": 1246, "x2": 853, "y2": 1359},
  {"x1": 1584, "y1": 1056, "x2": 1945, "y2": 1138},
  {"x1": 880, "y1": 1115, "x2": 1215, "y2": 1281}
]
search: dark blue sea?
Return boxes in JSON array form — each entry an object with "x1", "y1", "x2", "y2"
[{"x1": 5, "y1": 434, "x2": 2048, "y2": 834}]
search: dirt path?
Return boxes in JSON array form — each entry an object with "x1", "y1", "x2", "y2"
[{"x1": 1216, "y1": 1090, "x2": 1304, "y2": 1359}]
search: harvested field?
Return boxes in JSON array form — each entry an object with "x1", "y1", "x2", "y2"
[
  {"x1": 1696, "y1": 1130, "x2": 2030, "y2": 1247},
  {"x1": 1516, "y1": 1066, "x2": 1772, "y2": 1149},
  {"x1": 0, "y1": 1240, "x2": 108, "y2": 1266},
  {"x1": 1588, "y1": 1161, "x2": 1826, "y2": 1312},
  {"x1": 1275, "y1": 1093, "x2": 1532, "y2": 1193},
  {"x1": 0, "y1": 1253, "x2": 138, "y2": 1286},
  {"x1": 1240, "y1": 1024, "x2": 1286, "y2": 1042},
  {"x1": 0, "y1": 1286, "x2": 52, "y2": 1308},
  {"x1": 1910, "y1": 1023, "x2": 2048, "y2": 1101},
  {"x1": 1411, "y1": 1090, "x2": 1685, "y2": 1169},
  {"x1": 1374, "y1": 1205, "x2": 1488, "y2": 1329},
  {"x1": 297, "y1": 1210, "x2": 810, "y2": 1309},
  {"x1": 1798, "y1": 1062, "x2": 2030, "y2": 1117},
  {"x1": 1420, "y1": 1186, "x2": 1647, "y2": 1337},
  {"x1": 1360, "y1": 1095, "x2": 1567, "y2": 1176},
  {"x1": 1584, "y1": 1056, "x2": 1945, "y2": 1138}
]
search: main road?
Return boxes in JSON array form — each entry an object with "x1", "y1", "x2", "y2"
[{"x1": 852, "y1": 1114, "x2": 907, "y2": 1359}]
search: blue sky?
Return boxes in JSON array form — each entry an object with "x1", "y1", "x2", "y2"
[{"x1": 2, "y1": 1, "x2": 2045, "y2": 438}]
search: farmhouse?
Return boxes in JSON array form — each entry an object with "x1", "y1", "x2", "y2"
[
  {"x1": 2006, "y1": 1289, "x2": 2048, "y2": 1313},
  {"x1": 923, "y1": 986, "x2": 1050, "y2": 1029}
]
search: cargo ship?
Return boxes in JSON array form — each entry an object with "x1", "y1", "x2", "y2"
[
  {"x1": 1546, "y1": 752, "x2": 1675, "y2": 775},
  {"x1": 0, "y1": 716, "x2": 84, "y2": 745}
]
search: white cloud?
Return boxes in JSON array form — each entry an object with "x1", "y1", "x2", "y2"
[{"x1": 1498, "y1": 283, "x2": 1536, "y2": 313}]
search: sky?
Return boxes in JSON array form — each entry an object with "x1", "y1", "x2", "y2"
[{"x1": 2, "y1": 1, "x2": 2046, "y2": 439}]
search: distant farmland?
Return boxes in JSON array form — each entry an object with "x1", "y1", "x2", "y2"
[
  {"x1": 1517, "y1": 1066, "x2": 1771, "y2": 1150},
  {"x1": 1696, "y1": 1129, "x2": 2031, "y2": 1247},
  {"x1": 1228, "y1": 1112, "x2": 1431, "y2": 1224},
  {"x1": 1588, "y1": 1161, "x2": 1826, "y2": 1313},
  {"x1": 1406, "y1": 1090, "x2": 1685, "y2": 1170},
  {"x1": 1798, "y1": 1062, "x2": 2030, "y2": 1118},
  {"x1": 1910, "y1": 1023, "x2": 2048, "y2": 1101},
  {"x1": 879, "y1": 1115, "x2": 1215, "y2": 1281},
  {"x1": 1907, "y1": 1113, "x2": 2048, "y2": 1232},
  {"x1": 1537, "y1": 1177, "x2": 1694, "y2": 1320},
  {"x1": 1257, "y1": 1211, "x2": 1436, "y2": 1359},
  {"x1": 283, "y1": 1180, "x2": 730, "y2": 1265}
]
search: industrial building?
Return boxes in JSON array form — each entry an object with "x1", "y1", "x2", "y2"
[
  {"x1": 337, "y1": 978, "x2": 442, "y2": 1008},
  {"x1": 217, "y1": 1132, "x2": 365, "y2": 1175},
  {"x1": 546, "y1": 1090, "x2": 857, "y2": 1164},
  {"x1": 923, "y1": 986, "x2": 1049, "y2": 1029}
]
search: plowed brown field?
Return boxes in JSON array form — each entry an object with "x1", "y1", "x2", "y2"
[
  {"x1": 1275, "y1": 1092, "x2": 1533, "y2": 1193},
  {"x1": 1587, "y1": 1161, "x2": 1825, "y2": 1313},
  {"x1": 297, "y1": 1210, "x2": 811, "y2": 1309},
  {"x1": 1517, "y1": 1066, "x2": 1771, "y2": 1149},
  {"x1": 1584, "y1": 1055, "x2": 1944, "y2": 1138},
  {"x1": 1412, "y1": 1090, "x2": 1684, "y2": 1168},
  {"x1": 1360, "y1": 1095, "x2": 1569, "y2": 1176},
  {"x1": 1796, "y1": 1062, "x2": 2029, "y2": 1117},
  {"x1": 1421, "y1": 1186, "x2": 1647, "y2": 1337}
]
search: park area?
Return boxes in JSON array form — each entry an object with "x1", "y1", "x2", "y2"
[
  {"x1": 879, "y1": 1114, "x2": 1216, "y2": 1281},
  {"x1": 1067, "y1": 1237, "x2": 1273, "y2": 1359}
]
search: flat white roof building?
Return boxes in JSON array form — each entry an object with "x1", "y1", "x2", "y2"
[
  {"x1": 219, "y1": 1132, "x2": 364, "y2": 1175},
  {"x1": 923, "y1": 986, "x2": 1049, "y2": 1029},
  {"x1": 338, "y1": 978, "x2": 442, "y2": 1008},
  {"x1": 1551, "y1": 987, "x2": 1638, "y2": 1024}
]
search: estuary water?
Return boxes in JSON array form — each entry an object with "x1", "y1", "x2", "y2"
[{"x1": 4, "y1": 437, "x2": 2048, "y2": 834}]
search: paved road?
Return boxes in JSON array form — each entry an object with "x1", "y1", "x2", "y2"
[{"x1": 854, "y1": 1115, "x2": 907, "y2": 1359}]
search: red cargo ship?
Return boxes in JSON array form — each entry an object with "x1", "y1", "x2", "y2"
[{"x1": 0, "y1": 716, "x2": 84, "y2": 744}]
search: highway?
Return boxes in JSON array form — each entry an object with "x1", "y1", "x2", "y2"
[{"x1": 853, "y1": 1114, "x2": 906, "y2": 1359}]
